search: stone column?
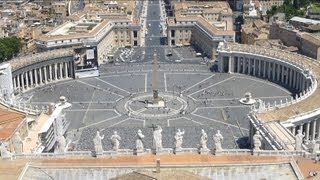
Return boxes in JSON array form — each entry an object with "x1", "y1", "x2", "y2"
[
  {"x1": 39, "y1": 68, "x2": 43, "y2": 85},
  {"x1": 59, "y1": 63, "x2": 63, "y2": 79},
  {"x1": 301, "y1": 77, "x2": 306, "y2": 92},
  {"x1": 296, "y1": 73, "x2": 300, "y2": 91},
  {"x1": 306, "y1": 122, "x2": 310, "y2": 141},
  {"x1": 317, "y1": 119, "x2": 320, "y2": 139},
  {"x1": 291, "y1": 126, "x2": 296, "y2": 136},
  {"x1": 44, "y1": 66, "x2": 48, "y2": 84},
  {"x1": 263, "y1": 61, "x2": 266, "y2": 78},
  {"x1": 253, "y1": 59, "x2": 256, "y2": 76},
  {"x1": 21, "y1": 73, "x2": 25, "y2": 91},
  {"x1": 281, "y1": 66, "x2": 285, "y2": 84},
  {"x1": 49, "y1": 65, "x2": 53, "y2": 81},
  {"x1": 290, "y1": 69, "x2": 294, "y2": 88},
  {"x1": 64, "y1": 62, "x2": 68, "y2": 78},
  {"x1": 237, "y1": 57, "x2": 241, "y2": 73},
  {"x1": 54, "y1": 63, "x2": 58, "y2": 80},
  {"x1": 25, "y1": 71, "x2": 29, "y2": 89},
  {"x1": 268, "y1": 61, "x2": 272, "y2": 79},
  {"x1": 312, "y1": 120, "x2": 317, "y2": 141},
  {"x1": 285, "y1": 68, "x2": 289, "y2": 85},
  {"x1": 16, "y1": 75, "x2": 20, "y2": 90},
  {"x1": 248, "y1": 58, "x2": 251, "y2": 75},
  {"x1": 293, "y1": 71, "x2": 297, "y2": 90},
  {"x1": 13, "y1": 77, "x2": 16, "y2": 90},
  {"x1": 272, "y1": 63, "x2": 276, "y2": 81},
  {"x1": 29, "y1": 71, "x2": 33, "y2": 87},
  {"x1": 34, "y1": 68, "x2": 38, "y2": 86},
  {"x1": 277, "y1": 65, "x2": 281, "y2": 82}
]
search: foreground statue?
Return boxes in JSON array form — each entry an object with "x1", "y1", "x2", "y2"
[
  {"x1": 93, "y1": 131, "x2": 104, "y2": 154},
  {"x1": 253, "y1": 131, "x2": 262, "y2": 150},
  {"x1": 0, "y1": 142, "x2": 12, "y2": 158},
  {"x1": 174, "y1": 129, "x2": 185, "y2": 151},
  {"x1": 136, "y1": 129, "x2": 145, "y2": 152},
  {"x1": 295, "y1": 129, "x2": 305, "y2": 151},
  {"x1": 200, "y1": 129, "x2": 209, "y2": 151},
  {"x1": 56, "y1": 133, "x2": 66, "y2": 153},
  {"x1": 213, "y1": 130, "x2": 223, "y2": 151},
  {"x1": 153, "y1": 125, "x2": 163, "y2": 152},
  {"x1": 12, "y1": 132, "x2": 23, "y2": 154},
  {"x1": 110, "y1": 131, "x2": 121, "y2": 151}
]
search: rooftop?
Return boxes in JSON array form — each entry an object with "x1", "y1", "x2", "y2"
[{"x1": 0, "y1": 110, "x2": 25, "y2": 141}]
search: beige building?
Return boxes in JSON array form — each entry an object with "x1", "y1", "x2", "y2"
[
  {"x1": 241, "y1": 19, "x2": 269, "y2": 44},
  {"x1": 167, "y1": 1, "x2": 235, "y2": 58},
  {"x1": 36, "y1": 2, "x2": 140, "y2": 65},
  {"x1": 270, "y1": 22, "x2": 320, "y2": 60}
]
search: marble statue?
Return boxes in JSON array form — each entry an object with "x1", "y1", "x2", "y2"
[
  {"x1": 12, "y1": 132, "x2": 23, "y2": 154},
  {"x1": 153, "y1": 125, "x2": 163, "y2": 152},
  {"x1": 295, "y1": 129, "x2": 305, "y2": 151},
  {"x1": 136, "y1": 129, "x2": 145, "y2": 152},
  {"x1": 0, "y1": 142, "x2": 12, "y2": 158},
  {"x1": 200, "y1": 129, "x2": 208, "y2": 151},
  {"x1": 110, "y1": 131, "x2": 121, "y2": 151},
  {"x1": 253, "y1": 131, "x2": 262, "y2": 150},
  {"x1": 93, "y1": 131, "x2": 104, "y2": 154},
  {"x1": 56, "y1": 133, "x2": 66, "y2": 153},
  {"x1": 213, "y1": 130, "x2": 223, "y2": 151},
  {"x1": 174, "y1": 129, "x2": 185, "y2": 151}
]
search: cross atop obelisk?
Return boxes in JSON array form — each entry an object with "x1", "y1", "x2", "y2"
[{"x1": 152, "y1": 51, "x2": 159, "y2": 104}]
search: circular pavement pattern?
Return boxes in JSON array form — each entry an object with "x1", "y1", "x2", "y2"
[{"x1": 20, "y1": 64, "x2": 293, "y2": 150}]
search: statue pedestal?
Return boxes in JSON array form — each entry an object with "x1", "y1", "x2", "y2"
[
  {"x1": 199, "y1": 148, "x2": 210, "y2": 155},
  {"x1": 252, "y1": 149, "x2": 261, "y2": 156},
  {"x1": 135, "y1": 149, "x2": 145, "y2": 156},
  {"x1": 174, "y1": 148, "x2": 183, "y2": 155},
  {"x1": 147, "y1": 100, "x2": 165, "y2": 108},
  {"x1": 214, "y1": 149, "x2": 222, "y2": 155}
]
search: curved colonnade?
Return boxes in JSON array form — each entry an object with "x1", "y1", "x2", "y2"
[
  {"x1": 0, "y1": 49, "x2": 75, "y2": 115},
  {"x1": 217, "y1": 42, "x2": 320, "y2": 150},
  {"x1": 11, "y1": 49, "x2": 75, "y2": 93}
]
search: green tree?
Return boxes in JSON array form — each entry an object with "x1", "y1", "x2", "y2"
[{"x1": 0, "y1": 36, "x2": 22, "y2": 62}]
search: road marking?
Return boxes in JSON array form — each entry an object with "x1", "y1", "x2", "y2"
[
  {"x1": 182, "y1": 74, "x2": 215, "y2": 93},
  {"x1": 95, "y1": 77, "x2": 131, "y2": 95},
  {"x1": 190, "y1": 112, "x2": 249, "y2": 131},
  {"x1": 79, "y1": 113, "x2": 121, "y2": 130},
  {"x1": 189, "y1": 76, "x2": 233, "y2": 96},
  {"x1": 108, "y1": 118, "x2": 130, "y2": 128},
  {"x1": 164, "y1": 73, "x2": 167, "y2": 92},
  {"x1": 65, "y1": 109, "x2": 116, "y2": 112},
  {"x1": 196, "y1": 105, "x2": 248, "y2": 109},
  {"x1": 77, "y1": 80, "x2": 124, "y2": 98},
  {"x1": 81, "y1": 91, "x2": 95, "y2": 124},
  {"x1": 145, "y1": 73, "x2": 148, "y2": 92}
]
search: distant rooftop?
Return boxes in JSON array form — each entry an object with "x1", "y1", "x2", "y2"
[
  {"x1": 290, "y1": 16, "x2": 320, "y2": 25},
  {"x1": 0, "y1": 110, "x2": 25, "y2": 141}
]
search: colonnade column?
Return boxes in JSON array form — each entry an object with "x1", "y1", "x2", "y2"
[
  {"x1": 44, "y1": 66, "x2": 47, "y2": 84},
  {"x1": 285, "y1": 68, "x2": 289, "y2": 85},
  {"x1": 17, "y1": 75, "x2": 20, "y2": 90},
  {"x1": 272, "y1": 63, "x2": 276, "y2": 81},
  {"x1": 312, "y1": 120, "x2": 317, "y2": 141},
  {"x1": 64, "y1": 62, "x2": 68, "y2": 78},
  {"x1": 54, "y1": 63, "x2": 58, "y2": 80},
  {"x1": 317, "y1": 119, "x2": 320, "y2": 139},
  {"x1": 34, "y1": 68, "x2": 38, "y2": 86},
  {"x1": 59, "y1": 63, "x2": 63, "y2": 79},
  {"x1": 281, "y1": 66, "x2": 285, "y2": 84},
  {"x1": 49, "y1": 65, "x2": 53, "y2": 81},
  {"x1": 21, "y1": 73, "x2": 25, "y2": 91},
  {"x1": 13, "y1": 77, "x2": 16, "y2": 90},
  {"x1": 25, "y1": 71, "x2": 29, "y2": 89},
  {"x1": 237, "y1": 57, "x2": 240, "y2": 73},
  {"x1": 306, "y1": 122, "x2": 310, "y2": 141},
  {"x1": 39, "y1": 68, "x2": 43, "y2": 85},
  {"x1": 30, "y1": 71, "x2": 34, "y2": 88},
  {"x1": 291, "y1": 126, "x2": 296, "y2": 136}
]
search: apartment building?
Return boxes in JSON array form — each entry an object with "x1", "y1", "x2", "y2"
[{"x1": 167, "y1": 1, "x2": 235, "y2": 58}]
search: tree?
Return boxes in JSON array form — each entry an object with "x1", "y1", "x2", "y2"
[{"x1": 0, "y1": 36, "x2": 22, "y2": 62}]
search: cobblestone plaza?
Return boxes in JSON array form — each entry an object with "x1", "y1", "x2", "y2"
[{"x1": 20, "y1": 63, "x2": 292, "y2": 151}]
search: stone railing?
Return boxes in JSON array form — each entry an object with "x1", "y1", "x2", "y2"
[
  {"x1": 5, "y1": 149, "x2": 309, "y2": 160},
  {"x1": 10, "y1": 49, "x2": 74, "y2": 71},
  {"x1": 0, "y1": 98, "x2": 45, "y2": 116},
  {"x1": 253, "y1": 76, "x2": 317, "y2": 113}
]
